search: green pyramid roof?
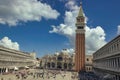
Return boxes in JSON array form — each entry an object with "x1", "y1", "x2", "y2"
[{"x1": 78, "y1": 4, "x2": 84, "y2": 17}]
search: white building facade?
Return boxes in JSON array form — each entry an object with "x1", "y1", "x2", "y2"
[
  {"x1": 93, "y1": 35, "x2": 120, "y2": 80},
  {"x1": 85, "y1": 55, "x2": 93, "y2": 72},
  {"x1": 0, "y1": 46, "x2": 36, "y2": 74}
]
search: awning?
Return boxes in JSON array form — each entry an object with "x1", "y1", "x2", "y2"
[
  {"x1": 14, "y1": 67, "x2": 19, "y2": 70},
  {"x1": 25, "y1": 66, "x2": 29, "y2": 69}
]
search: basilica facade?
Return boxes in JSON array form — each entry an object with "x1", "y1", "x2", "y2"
[
  {"x1": 40, "y1": 49, "x2": 93, "y2": 72},
  {"x1": 40, "y1": 49, "x2": 74, "y2": 71}
]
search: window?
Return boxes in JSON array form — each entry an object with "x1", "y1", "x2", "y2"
[
  {"x1": 86, "y1": 58, "x2": 89, "y2": 61},
  {"x1": 78, "y1": 26, "x2": 83, "y2": 29},
  {"x1": 77, "y1": 17, "x2": 84, "y2": 22},
  {"x1": 57, "y1": 56, "x2": 63, "y2": 61},
  {"x1": 117, "y1": 43, "x2": 119, "y2": 50}
]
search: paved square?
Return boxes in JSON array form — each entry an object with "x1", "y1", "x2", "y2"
[{"x1": 0, "y1": 69, "x2": 78, "y2": 80}]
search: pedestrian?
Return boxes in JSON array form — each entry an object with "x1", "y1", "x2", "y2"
[
  {"x1": 1, "y1": 78, "x2": 3, "y2": 80},
  {"x1": 33, "y1": 74, "x2": 35, "y2": 78}
]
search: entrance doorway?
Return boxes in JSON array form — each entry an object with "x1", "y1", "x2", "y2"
[{"x1": 57, "y1": 62, "x2": 62, "y2": 69}]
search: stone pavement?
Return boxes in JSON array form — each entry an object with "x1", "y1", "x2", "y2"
[{"x1": 0, "y1": 69, "x2": 79, "y2": 80}]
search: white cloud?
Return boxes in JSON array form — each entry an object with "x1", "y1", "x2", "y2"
[
  {"x1": 86, "y1": 26, "x2": 106, "y2": 54},
  {"x1": 0, "y1": 0, "x2": 60, "y2": 26},
  {"x1": 67, "y1": 48, "x2": 75, "y2": 54},
  {"x1": 60, "y1": 48, "x2": 75, "y2": 54},
  {"x1": 0, "y1": 37, "x2": 19, "y2": 50},
  {"x1": 65, "y1": 0, "x2": 78, "y2": 10},
  {"x1": 117, "y1": 25, "x2": 120, "y2": 34},
  {"x1": 49, "y1": 1, "x2": 107, "y2": 54}
]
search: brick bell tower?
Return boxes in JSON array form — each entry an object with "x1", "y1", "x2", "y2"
[{"x1": 75, "y1": 2, "x2": 85, "y2": 72}]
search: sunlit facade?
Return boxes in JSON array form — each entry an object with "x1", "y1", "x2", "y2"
[
  {"x1": 0, "y1": 46, "x2": 36, "y2": 74},
  {"x1": 93, "y1": 35, "x2": 120, "y2": 80},
  {"x1": 40, "y1": 49, "x2": 93, "y2": 72}
]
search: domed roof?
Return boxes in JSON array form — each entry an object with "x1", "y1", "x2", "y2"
[
  {"x1": 61, "y1": 49, "x2": 69, "y2": 56},
  {"x1": 54, "y1": 52, "x2": 59, "y2": 56}
]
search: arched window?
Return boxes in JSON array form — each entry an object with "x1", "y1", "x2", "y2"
[
  {"x1": 51, "y1": 62, "x2": 55, "y2": 68},
  {"x1": 68, "y1": 63, "x2": 72, "y2": 70},
  {"x1": 86, "y1": 58, "x2": 89, "y2": 61},
  {"x1": 64, "y1": 63, "x2": 67, "y2": 69},
  {"x1": 57, "y1": 56, "x2": 63, "y2": 61},
  {"x1": 47, "y1": 63, "x2": 50, "y2": 68},
  {"x1": 78, "y1": 26, "x2": 83, "y2": 29},
  {"x1": 57, "y1": 62, "x2": 62, "y2": 69}
]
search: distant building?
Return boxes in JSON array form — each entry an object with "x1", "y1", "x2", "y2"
[
  {"x1": 93, "y1": 35, "x2": 120, "y2": 80},
  {"x1": 40, "y1": 49, "x2": 74, "y2": 71},
  {"x1": 85, "y1": 55, "x2": 93, "y2": 72},
  {"x1": 0, "y1": 46, "x2": 36, "y2": 74},
  {"x1": 30, "y1": 52, "x2": 36, "y2": 59},
  {"x1": 40, "y1": 49, "x2": 93, "y2": 72}
]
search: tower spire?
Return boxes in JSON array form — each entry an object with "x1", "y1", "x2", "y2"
[{"x1": 78, "y1": 2, "x2": 84, "y2": 17}]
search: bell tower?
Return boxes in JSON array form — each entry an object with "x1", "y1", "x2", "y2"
[{"x1": 75, "y1": 2, "x2": 85, "y2": 72}]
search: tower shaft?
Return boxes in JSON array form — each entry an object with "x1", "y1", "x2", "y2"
[
  {"x1": 75, "y1": 3, "x2": 85, "y2": 72},
  {"x1": 75, "y1": 33, "x2": 85, "y2": 72}
]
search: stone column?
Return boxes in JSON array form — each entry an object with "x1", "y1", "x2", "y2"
[
  {"x1": 67, "y1": 63, "x2": 69, "y2": 70},
  {"x1": 118, "y1": 58, "x2": 120, "y2": 71},
  {"x1": 109, "y1": 59, "x2": 111, "y2": 68},
  {"x1": 112, "y1": 59, "x2": 113, "y2": 68},
  {"x1": 0, "y1": 68, "x2": 1, "y2": 75},
  {"x1": 116, "y1": 75, "x2": 120, "y2": 80},
  {"x1": 50, "y1": 62, "x2": 51, "y2": 69},
  {"x1": 110, "y1": 59, "x2": 112, "y2": 68},
  {"x1": 55, "y1": 62, "x2": 57, "y2": 69},
  {"x1": 62, "y1": 62, "x2": 64, "y2": 70}
]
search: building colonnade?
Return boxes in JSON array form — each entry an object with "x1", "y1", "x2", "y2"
[
  {"x1": 93, "y1": 35, "x2": 120, "y2": 80},
  {"x1": 94, "y1": 57, "x2": 120, "y2": 72},
  {"x1": 0, "y1": 46, "x2": 36, "y2": 74},
  {"x1": 46, "y1": 62, "x2": 73, "y2": 70}
]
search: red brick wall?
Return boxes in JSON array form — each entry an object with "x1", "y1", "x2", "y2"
[{"x1": 75, "y1": 33, "x2": 85, "y2": 72}]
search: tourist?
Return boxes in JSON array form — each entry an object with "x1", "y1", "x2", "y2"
[{"x1": 1, "y1": 78, "x2": 3, "y2": 80}]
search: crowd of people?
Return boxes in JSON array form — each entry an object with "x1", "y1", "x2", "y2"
[
  {"x1": 0, "y1": 68, "x2": 103, "y2": 80},
  {"x1": 0, "y1": 68, "x2": 79, "y2": 80},
  {"x1": 78, "y1": 71, "x2": 101, "y2": 80}
]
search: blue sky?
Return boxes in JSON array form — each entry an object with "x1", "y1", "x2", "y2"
[{"x1": 0, "y1": 0, "x2": 120, "y2": 57}]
